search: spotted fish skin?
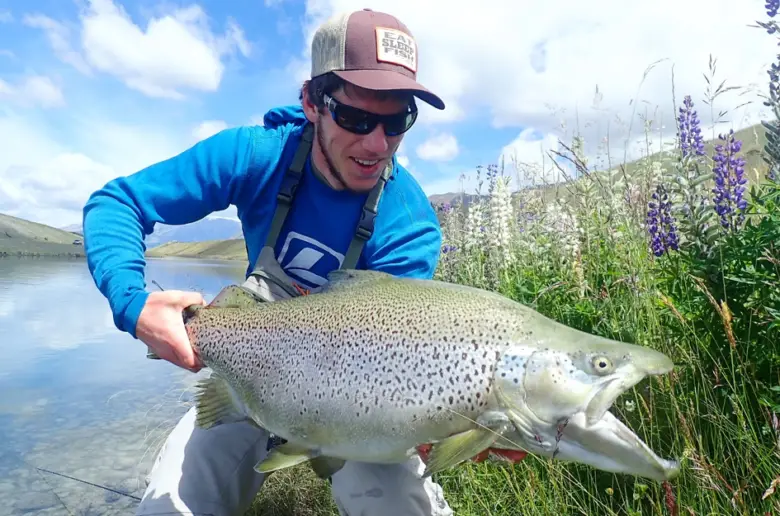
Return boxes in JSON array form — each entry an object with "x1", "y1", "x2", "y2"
[
  {"x1": 185, "y1": 270, "x2": 680, "y2": 481},
  {"x1": 186, "y1": 271, "x2": 522, "y2": 462}
]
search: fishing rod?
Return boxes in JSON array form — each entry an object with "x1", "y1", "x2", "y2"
[{"x1": 33, "y1": 464, "x2": 142, "y2": 502}]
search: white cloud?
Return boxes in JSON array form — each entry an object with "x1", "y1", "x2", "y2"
[
  {"x1": 298, "y1": 0, "x2": 774, "y2": 167},
  {"x1": 395, "y1": 140, "x2": 410, "y2": 166},
  {"x1": 249, "y1": 114, "x2": 266, "y2": 126},
  {"x1": 25, "y1": 0, "x2": 252, "y2": 99},
  {"x1": 0, "y1": 75, "x2": 65, "y2": 108},
  {"x1": 418, "y1": 167, "x2": 478, "y2": 198},
  {"x1": 1, "y1": 153, "x2": 116, "y2": 224},
  {"x1": 0, "y1": 109, "x2": 192, "y2": 227},
  {"x1": 499, "y1": 128, "x2": 564, "y2": 187},
  {"x1": 22, "y1": 15, "x2": 92, "y2": 74},
  {"x1": 0, "y1": 114, "x2": 111, "y2": 226},
  {"x1": 193, "y1": 120, "x2": 229, "y2": 142},
  {"x1": 415, "y1": 133, "x2": 459, "y2": 161}
]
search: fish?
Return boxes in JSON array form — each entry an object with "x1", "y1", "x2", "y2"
[{"x1": 184, "y1": 269, "x2": 681, "y2": 482}]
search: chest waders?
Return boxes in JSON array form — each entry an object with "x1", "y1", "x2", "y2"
[{"x1": 240, "y1": 121, "x2": 392, "y2": 302}]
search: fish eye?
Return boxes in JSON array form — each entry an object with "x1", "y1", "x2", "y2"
[{"x1": 591, "y1": 356, "x2": 613, "y2": 375}]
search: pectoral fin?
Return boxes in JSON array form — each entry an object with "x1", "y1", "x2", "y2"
[
  {"x1": 255, "y1": 442, "x2": 317, "y2": 474},
  {"x1": 421, "y1": 429, "x2": 499, "y2": 477},
  {"x1": 422, "y1": 412, "x2": 512, "y2": 478},
  {"x1": 193, "y1": 374, "x2": 248, "y2": 429}
]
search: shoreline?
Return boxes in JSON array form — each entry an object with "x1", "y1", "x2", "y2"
[{"x1": 0, "y1": 249, "x2": 245, "y2": 264}]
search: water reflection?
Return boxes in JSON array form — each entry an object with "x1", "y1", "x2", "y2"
[{"x1": 0, "y1": 256, "x2": 246, "y2": 515}]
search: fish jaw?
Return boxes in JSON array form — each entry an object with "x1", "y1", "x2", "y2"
[
  {"x1": 540, "y1": 410, "x2": 680, "y2": 481},
  {"x1": 489, "y1": 332, "x2": 679, "y2": 481}
]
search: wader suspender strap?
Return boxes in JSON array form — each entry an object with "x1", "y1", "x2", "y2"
[
  {"x1": 262, "y1": 122, "x2": 393, "y2": 271},
  {"x1": 263, "y1": 123, "x2": 314, "y2": 249},
  {"x1": 342, "y1": 164, "x2": 391, "y2": 269}
]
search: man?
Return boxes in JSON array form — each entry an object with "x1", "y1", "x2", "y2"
[{"x1": 83, "y1": 8, "x2": 455, "y2": 516}]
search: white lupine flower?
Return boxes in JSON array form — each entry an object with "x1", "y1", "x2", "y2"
[
  {"x1": 464, "y1": 201, "x2": 485, "y2": 251},
  {"x1": 487, "y1": 175, "x2": 515, "y2": 266},
  {"x1": 542, "y1": 203, "x2": 582, "y2": 261}
]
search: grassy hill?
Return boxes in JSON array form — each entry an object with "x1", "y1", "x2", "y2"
[
  {"x1": 145, "y1": 238, "x2": 248, "y2": 262},
  {"x1": 0, "y1": 213, "x2": 85, "y2": 257}
]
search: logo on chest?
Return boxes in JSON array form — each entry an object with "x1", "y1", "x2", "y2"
[{"x1": 277, "y1": 231, "x2": 345, "y2": 288}]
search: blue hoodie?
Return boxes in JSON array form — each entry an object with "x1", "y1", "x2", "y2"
[{"x1": 82, "y1": 105, "x2": 442, "y2": 338}]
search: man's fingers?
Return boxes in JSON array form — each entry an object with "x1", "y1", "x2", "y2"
[
  {"x1": 174, "y1": 324, "x2": 203, "y2": 371},
  {"x1": 171, "y1": 341, "x2": 200, "y2": 371},
  {"x1": 176, "y1": 290, "x2": 205, "y2": 307}
]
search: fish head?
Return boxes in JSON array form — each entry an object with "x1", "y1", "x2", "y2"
[{"x1": 491, "y1": 314, "x2": 679, "y2": 481}]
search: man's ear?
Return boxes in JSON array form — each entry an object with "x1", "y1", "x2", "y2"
[{"x1": 301, "y1": 84, "x2": 319, "y2": 124}]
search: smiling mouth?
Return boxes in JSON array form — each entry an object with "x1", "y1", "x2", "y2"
[
  {"x1": 350, "y1": 157, "x2": 384, "y2": 176},
  {"x1": 352, "y1": 157, "x2": 380, "y2": 166}
]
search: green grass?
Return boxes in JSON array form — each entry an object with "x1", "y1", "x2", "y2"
[{"x1": 243, "y1": 51, "x2": 780, "y2": 516}]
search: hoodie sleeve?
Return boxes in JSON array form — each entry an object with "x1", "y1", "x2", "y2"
[{"x1": 82, "y1": 126, "x2": 263, "y2": 338}]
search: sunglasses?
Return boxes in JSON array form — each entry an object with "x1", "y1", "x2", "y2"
[{"x1": 322, "y1": 93, "x2": 418, "y2": 137}]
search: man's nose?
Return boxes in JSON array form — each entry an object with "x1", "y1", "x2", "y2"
[{"x1": 362, "y1": 124, "x2": 389, "y2": 154}]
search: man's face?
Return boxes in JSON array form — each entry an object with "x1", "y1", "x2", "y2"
[{"x1": 304, "y1": 83, "x2": 411, "y2": 193}]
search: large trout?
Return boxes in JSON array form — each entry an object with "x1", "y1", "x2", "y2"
[{"x1": 185, "y1": 269, "x2": 680, "y2": 481}]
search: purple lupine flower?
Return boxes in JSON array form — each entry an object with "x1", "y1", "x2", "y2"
[
  {"x1": 678, "y1": 96, "x2": 705, "y2": 158},
  {"x1": 711, "y1": 129, "x2": 748, "y2": 232},
  {"x1": 765, "y1": 61, "x2": 780, "y2": 107},
  {"x1": 646, "y1": 185, "x2": 679, "y2": 257},
  {"x1": 767, "y1": 0, "x2": 779, "y2": 18},
  {"x1": 441, "y1": 244, "x2": 457, "y2": 254}
]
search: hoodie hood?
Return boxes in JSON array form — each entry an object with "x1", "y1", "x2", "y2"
[{"x1": 262, "y1": 105, "x2": 308, "y2": 130}]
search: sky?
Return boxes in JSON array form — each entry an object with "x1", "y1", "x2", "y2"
[{"x1": 0, "y1": 0, "x2": 776, "y2": 227}]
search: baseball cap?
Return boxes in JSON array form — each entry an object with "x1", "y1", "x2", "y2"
[{"x1": 310, "y1": 8, "x2": 445, "y2": 110}]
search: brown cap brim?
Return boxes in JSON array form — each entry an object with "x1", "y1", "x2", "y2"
[{"x1": 333, "y1": 69, "x2": 445, "y2": 110}]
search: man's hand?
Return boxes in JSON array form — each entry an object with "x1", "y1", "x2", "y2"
[{"x1": 136, "y1": 290, "x2": 206, "y2": 372}]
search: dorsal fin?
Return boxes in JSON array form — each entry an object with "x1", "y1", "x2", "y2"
[
  {"x1": 318, "y1": 269, "x2": 394, "y2": 294},
  {"x1": 208, "y1": 285, "x2": 263, "y2": 308}
]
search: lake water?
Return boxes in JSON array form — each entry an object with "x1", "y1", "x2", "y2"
[{"x1": 0, "y1": 256, "x2": 248, "y2": 515}]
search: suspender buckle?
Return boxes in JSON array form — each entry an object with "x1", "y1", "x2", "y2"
[
  {"x1": 277, "y1": 170, "x2": 301, "y2": 204},
  {"x1": 355, "y1": 207, "x2": 376, "y2": 241}
]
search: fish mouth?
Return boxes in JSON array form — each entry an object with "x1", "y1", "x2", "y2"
[
  {"x1": 546, "y1": 409, "x2": 680, "y2": 482},
  {"x1": 496, "y1": 364, "x2": 679, "y2": 481},
  {"x1": 585, "y1": 356, "x2": 674, "y2": 427},
  {"x1": 585, "y1": 374, "x2": 639, "y2": 427},
  {"x1": 495, "y1": 402, "x2": 680, "y2": 482},
  {"x1": 562, "y1": 369, "x2": 678, "y2": 481}
]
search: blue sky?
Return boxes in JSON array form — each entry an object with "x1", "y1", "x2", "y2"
[{"x1": 0, "y1": 0, "x2": 774, "y2": 227}]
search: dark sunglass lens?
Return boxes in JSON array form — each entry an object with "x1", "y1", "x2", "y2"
[
  {"x1": 384, "y1": 111, "x2": 417, "y2": 136},
  {"x1": 335, "y1": 105, "x2": 376, "y2": 134}
]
